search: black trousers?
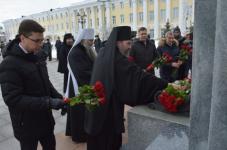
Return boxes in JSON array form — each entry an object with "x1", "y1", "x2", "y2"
[{"x1": 18, "y1": 133, "x2": 56, "y2": 150}]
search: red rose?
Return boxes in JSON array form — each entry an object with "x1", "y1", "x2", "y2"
[
  {"x1": 98, "y1": 97, "x2": 106, "y2": 105},
  {"x1": 96, "y1": 91, "x2": 105, "y2": 98},
  {"x1": 163, "y1": 52, "x2": 173, "y2": 62},
  {"x1": 63, "y1": 97, "x2": 70, "y2": 104},
  {"x1": 175, "y1": 98, "x2": 184, "y2": 106},
  {"x1": 146, "y1": 64, "x2": 154, "y2": 72},
  {"x1": 93, "y1": 81, "x2": 104, "y2": 93},
  {"x1": 128, "y1": 56, "x2": 135, "y2": 62},
  {"x1": 181, "y1": 44, "x2": 187, "y2": 49}
]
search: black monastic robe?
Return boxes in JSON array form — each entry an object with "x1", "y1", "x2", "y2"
[
  {"x1": 66, "y1": 43, "x2": 94, "y2": 142},
  {"x1": 85, "y1": 49, "x2": 168, "y2": 150}
]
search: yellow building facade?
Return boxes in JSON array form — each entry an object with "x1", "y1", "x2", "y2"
[{"x1": 3, "y1": 0, "x2": 194, "y2": 41}]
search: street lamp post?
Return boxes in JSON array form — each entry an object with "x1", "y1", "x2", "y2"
[{"x1": 77, "y1": 10, "x2": 86, "y2": 29}]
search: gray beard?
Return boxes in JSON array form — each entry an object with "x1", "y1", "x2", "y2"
[{"x1": 82, "y1": 43, "x2": 97, "y2": 61}]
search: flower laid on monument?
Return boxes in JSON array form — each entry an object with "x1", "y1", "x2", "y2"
[
  {"x1": 178, "y1": 44, "x2": 192, "y2": 62},
  {"x1": 64, "y1": 81, "x2": 106, "y2": 111},
  {"x1": 157, "y1": 79, "x2": 191, "y2": 113},
  {"x1": 146, "y1": 52, "x2": 173, "y2": 72}
]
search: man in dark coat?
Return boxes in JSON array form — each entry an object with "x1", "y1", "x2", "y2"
[
  {"x1": 94, "y1": 35, "x2": 102, "y2": 53},
  {"x1": 173, "y1": 26, "x2": 188, "y2": 80},
  {"x1": 43, "y1": 38, "x2": 52, "y2": 61},
  {"x1": 158, "y1": 31, "x2": 182, "y2": 82},
  {"x1": 57, "y1": 33, "x2": 74, "y2": 93},
  {"x1": 130, "y1": 27, "x2": 158, "y2": 75},
  {"x1": 85, "y1": 26, "x2": 180, "y2": 150},
  {"x1": 65, "y1": 28, "x2": 96, "y2": 142},
  {"x1": 55, "y1": 36, "x2": 62, "y2": 60},
  {"x1": 0, "y1": 19, "x2": 66, "y2": 150}
]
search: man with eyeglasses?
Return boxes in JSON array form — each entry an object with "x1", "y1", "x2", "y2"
[{"x1": 0, "y1": 19, "x2": 66, "y2": 150}]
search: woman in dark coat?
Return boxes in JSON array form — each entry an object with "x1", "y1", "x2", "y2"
[{"x1": 57, "y1": 33, "x2": 74, "y2": 93}]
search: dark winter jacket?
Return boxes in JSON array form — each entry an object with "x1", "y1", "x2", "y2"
[
  {"x1": 130, "y1": 39, "x2": 158, "y2": 74},
  {"x1": 0, "y1": 39, "x2": 62, "y2": 140},
  {"x1": 157, "y1": 43, "x2": 180, "y2": 82},
  {"x1": 57, "y1": 44, "x2": 71, "y2": 74}
]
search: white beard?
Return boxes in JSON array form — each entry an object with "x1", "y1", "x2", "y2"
[{"x1": 82, "y1": 43, "x2": 97, "y2": 61}]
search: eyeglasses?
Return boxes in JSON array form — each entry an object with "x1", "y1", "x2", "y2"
[{"x1": 24, "y1": 35, "x2": 44, "y2": 44}]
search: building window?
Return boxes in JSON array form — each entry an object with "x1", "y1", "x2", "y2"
[
  {"x1": 55, "y1": 14, "x2": 58, "y2": 19},
  {"x1": 139, "y1": 0, "x2": 143, "y2": 6},
  {"x1": 56, "y1": 24, "x2": 59, "y2": 30},
  {"x1": 65, "y1": 12, "x2": 68, "y2": 17},
  {"x1": 66, "y1": 22, "x2": 69, "y2": 29},
  {"x1": 150, "y1": 0, "x2": 153, "y2": 4},
  {"x1": 112, "y1": 16, "x2": 116, "y2": 24},
  {"x1": 129, "y1": 13, "x2": 133, "y2": 23},
  {"x1": 149, "y1": 11, "x2": 154, "y2": 21},
  {"x1": 90, "y1": 19, "x2": 92, "y2": 27},
  {"x1": 120, "y1": 15, "x2": 124, "y2": 23},
  {"x1": 61, "y1": 23, "x2": 64, "y2": 30},
  {"x1": 97, "y1": 18, "x2": 99, "y2": 26},
  {"x1": 162, "y1": 0, "x2": 166, "y2": 3},
  {"x1": 112, "y1": 3, "x2": 115, "y2": 10},
  {"x1": 160, "y1": 9, "x2": 166, "y2": 22},
  {"x1": 129, "y1": 0, "x2": 132, "y2": 8},
  {"x1": 138, "y1": 12, "x2": 143, "y2": 22},
  {"x1": 161, "y1": 28, "x2": 165, "y2": 37},
  {"x1": 97, "y1": 8, "x2": 99, "y2": 13},
  {"x1": 150, "y1": 29, "x2": 154, "y2": 38},
  {"x1": 60, "y1": 13, "x2": 63, "y2": 18},
  {"x1": 51, "y1": 15, "x2": 53, "y2": 20},
  {"x1": 120, "y1": 2, "x2": 124, "y2": 8},
  {"x1": 172, "y1": 7, "x2": 179, "y2": 20}
]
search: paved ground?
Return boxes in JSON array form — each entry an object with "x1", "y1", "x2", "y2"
[{"x1": 0, "y1": 57, "x2": 130, "y2": 150}]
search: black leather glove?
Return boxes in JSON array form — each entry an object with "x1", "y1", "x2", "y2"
[
  {"x1": 61, "y1": 104, "x2": 68, "y2": 116},
  {"x1": 49, "y1": 98, "x2": 66, "y2": 110}
]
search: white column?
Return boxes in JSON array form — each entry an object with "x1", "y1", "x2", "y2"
[
  {"x1": 98, "y1": 5, "x2": 103, "y2": 32},
  {"x1": 179, "y1": 0, "x2": 187, "y2": 35},
  {"x1": 166, "y1": 0, "x2": 171, "y2": 22},
  {"x1": 105, "y1": 2, "x2": 111, "y2": 30},
  {"x1": 91, "y1": 6, "x2": 95, "y2": 29},
  {"x1": 77, "y1": 10, "x2": 82, "y2": 30},
  {"x1": 192, "y1": 0, "x2": 195, "y2": 22},
  {"x1": 84, "y1": 8, "x2": 89, "y2": 28},
  {"x1": 132, "y1": 0, "x2": 137, "y2": 30},
  {"x1": 72, "y1": 10, "x2": 76, "y2": 37},
  {"x1": 143, "y1": 0, "x2": 148, "y2": 27},
  {"x1": 154, "y1": 0, "x2": 159, "y2": 39}
]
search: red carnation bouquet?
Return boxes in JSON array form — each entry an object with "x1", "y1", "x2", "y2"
[
  {"x1": 157, "y1": 79, "x2": 191, "y2": 113},
  {"x1": 178, "y1": 44, "x2": 192, "y2": 62},
  {"x1": 64, "y1": 81, "x2": 106, "y2": 111},
  {"x1": 146, "y1": 52, "x2": 173, "y2": 72}
]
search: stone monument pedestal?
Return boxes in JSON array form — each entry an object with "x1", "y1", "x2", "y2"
[{"x1": 122, "y1": 106, "x2": 189, "y2": 150}]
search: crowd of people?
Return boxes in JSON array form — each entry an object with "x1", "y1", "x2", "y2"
[{"x1": 0, "y1": 19, "x2": 192, "y2": 150}]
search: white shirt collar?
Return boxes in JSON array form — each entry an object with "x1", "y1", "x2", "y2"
[{"x1": 19, "y1": 43, "x2": 28, "y2": 54}]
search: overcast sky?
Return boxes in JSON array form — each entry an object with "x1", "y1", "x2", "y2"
[{"x1": 0, "y1": 0, "x2": 84, "y2": 23}]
